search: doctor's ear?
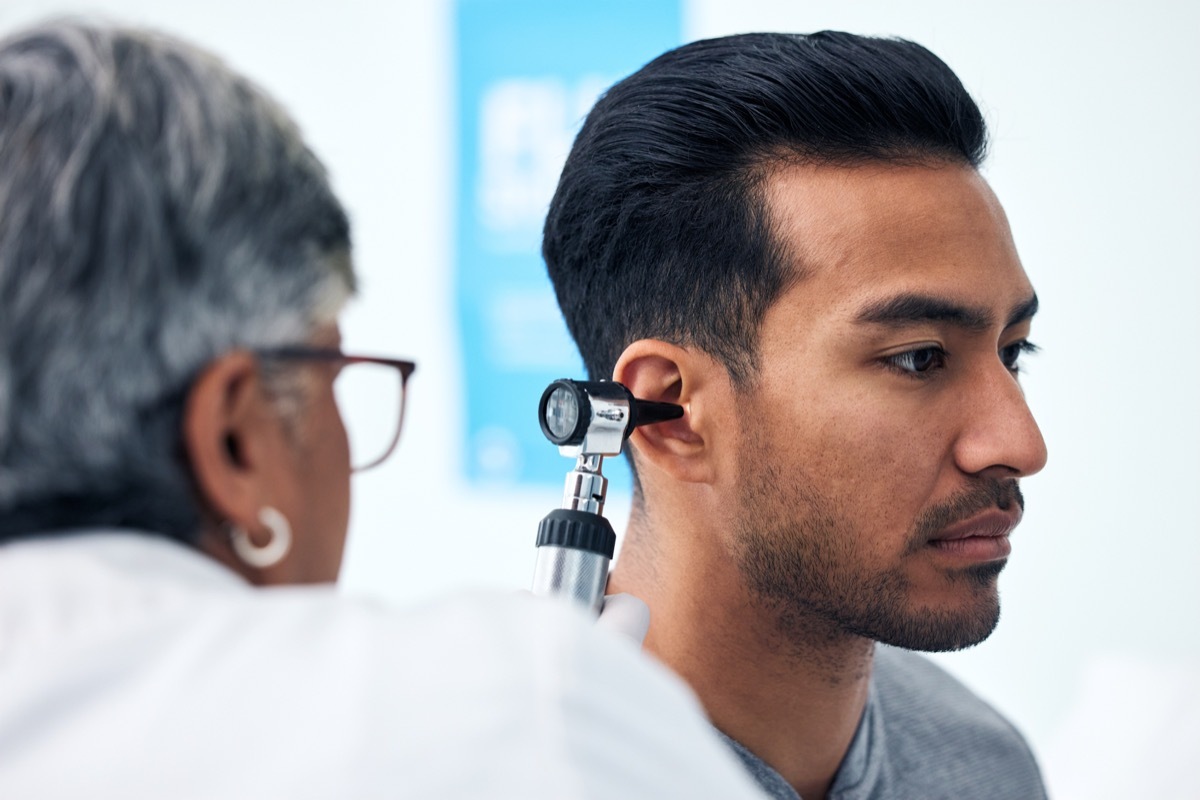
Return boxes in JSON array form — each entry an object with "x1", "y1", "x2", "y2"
[
  {"x1": 613, "y1": 340, "x2": 725, "y2": 485},
  {"x1": 183, "y1": 351, "x2": 279, "y2": 531}
]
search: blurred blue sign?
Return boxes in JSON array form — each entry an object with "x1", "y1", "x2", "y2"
[{"x1": 455, "y1": 0, "x2": 681, "y2": 485}]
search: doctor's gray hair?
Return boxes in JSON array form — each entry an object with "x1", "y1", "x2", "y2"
[{"x1": 0, "y1": 21, "x2": 354, "y2": 543}]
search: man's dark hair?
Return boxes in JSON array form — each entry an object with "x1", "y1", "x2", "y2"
[{"x1": 544, "y1": 31, "x2": 988, "y2": 391}]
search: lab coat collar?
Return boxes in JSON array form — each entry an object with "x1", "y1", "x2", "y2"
[{"x1": 0, "y1": 529, "x2": 250, "y2": 595}]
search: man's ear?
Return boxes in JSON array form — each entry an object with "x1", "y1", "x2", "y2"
[
  {"x1": 613, "y1": 340, "x2": 725, "y2": 485},
  {"x1": 182, "y1": 351, "x2": 276, "y2": 531}
]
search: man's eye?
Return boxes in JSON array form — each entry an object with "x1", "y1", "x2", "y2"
[
  {"x1": 885, "y1": 346, "x2": 946, "y2": 376},
  {"x1": 1000, "y1": 339, "x2": 1039, "y2": 373}
]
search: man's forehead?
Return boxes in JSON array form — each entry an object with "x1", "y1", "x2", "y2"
[
  {"x1": 760, "y1": 160, "x2": 1033, "y2": 324},
  {"x1": 763, "y1": 157, "x2": 999, "y2": 213}
]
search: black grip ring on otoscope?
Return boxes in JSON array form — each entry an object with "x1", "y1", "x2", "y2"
[{"x1": 530, "y1": 379, "x2": 683, "y2": 614}]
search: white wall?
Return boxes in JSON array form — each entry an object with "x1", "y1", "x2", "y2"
[{"x1": 3, "y1": 2, "x2": 1196, "y2": 796}]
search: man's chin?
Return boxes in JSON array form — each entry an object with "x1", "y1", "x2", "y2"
[
  {"x1": 870, "y1": 580, "x2": 1003, "y2": 652},
  {"x1": 879, "y1": 617, "x2": 999, "y2": 652}
]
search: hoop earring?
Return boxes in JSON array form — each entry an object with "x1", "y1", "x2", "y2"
[{"x1": 230, "y1": 506, "x2": 292, "y2": 569}]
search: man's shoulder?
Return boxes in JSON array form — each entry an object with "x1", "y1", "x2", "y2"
[{"x1": 868, "y1": 645, "x2": 1046, "y2": 799}]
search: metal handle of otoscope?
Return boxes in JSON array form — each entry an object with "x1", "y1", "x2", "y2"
[{"x1": 531, "y1": 379, "x2": 683, "y2": 615}]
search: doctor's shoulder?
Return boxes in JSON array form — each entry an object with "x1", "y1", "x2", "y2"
[
  {"x1": 1, "y1": 536, "x2": 764, "y2": 799},
  {"x1": 229, "y1": 586, "x2": 768, "y2": 799}
]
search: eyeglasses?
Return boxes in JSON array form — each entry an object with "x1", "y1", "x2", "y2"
[{"x1": 256, "y1": 347, "x2": 416, "y2": 472}]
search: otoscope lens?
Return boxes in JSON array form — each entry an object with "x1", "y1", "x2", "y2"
[{"x1": 544, "y1": 386, "x2": 580, "y2": 440}]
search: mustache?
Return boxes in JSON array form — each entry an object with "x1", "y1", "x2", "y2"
[{"x1": 910, "y1": 480, "x2": 1025, "y2": 547}]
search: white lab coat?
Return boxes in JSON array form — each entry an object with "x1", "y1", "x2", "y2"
[{"x1": 0, "y1": 531, "x2": 764, "y2": 799}]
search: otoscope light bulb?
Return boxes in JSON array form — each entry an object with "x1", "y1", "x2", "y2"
[{"x1": 543, "y1": 385, "x2": 582, "y2": 443}]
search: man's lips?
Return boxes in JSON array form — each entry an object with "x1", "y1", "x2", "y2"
[{"x1": 926, "y1": 508, "x2": 1021, "y2": 562}]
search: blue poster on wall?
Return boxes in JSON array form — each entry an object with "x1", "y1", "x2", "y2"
[{"x1": 455, "y1": 0, "x2": 681, "y2": 485}]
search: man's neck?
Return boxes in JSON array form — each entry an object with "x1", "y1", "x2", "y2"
[{"x1": 610, "y1": 521, "x2": 874, "y2": 800}]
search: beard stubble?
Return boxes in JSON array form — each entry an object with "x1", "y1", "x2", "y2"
[{"x1": 732, "y1": 419, "x2": 1023, "y2": 654}]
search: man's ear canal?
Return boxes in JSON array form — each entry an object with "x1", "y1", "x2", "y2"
[{"x1": 614, "y1": 340, "x2": 716, "y2": 485}]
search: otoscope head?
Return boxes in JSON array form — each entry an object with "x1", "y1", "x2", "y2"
[{"x1": 538, "y1": 379, "x2": 683, "y2": 458}]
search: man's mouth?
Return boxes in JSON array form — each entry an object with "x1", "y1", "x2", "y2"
[{"x1": 926, "y1": 508, "x2": 1021, "y2": 562}]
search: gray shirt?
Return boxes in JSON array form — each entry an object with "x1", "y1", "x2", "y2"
[{"x1": 719, "y1": 645, "x2": 1047, "y2": 799}]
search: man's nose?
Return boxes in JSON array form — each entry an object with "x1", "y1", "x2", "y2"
[{"x1": 953, "y1": 364, "x2": 1048, "y2": 480}]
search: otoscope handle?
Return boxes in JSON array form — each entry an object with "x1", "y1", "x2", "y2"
[{"x1": 531, "y1": 509, "x2": 616, "y2": 615}]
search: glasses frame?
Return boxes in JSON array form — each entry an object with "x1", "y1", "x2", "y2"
[{"x1": 256, "y1": 347, "x2": 416, "y2": 472}]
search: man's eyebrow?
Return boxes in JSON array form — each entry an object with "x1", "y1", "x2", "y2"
[
  {"x1": 855, "y1": 293, "x2": 992, "y2": 332},
  {"x1": 1006, "y1": 293, "x2": 1039, "y2": 328}
]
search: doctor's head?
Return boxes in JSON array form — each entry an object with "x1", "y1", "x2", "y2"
[
  {"x1": 545, "y1": 32, "x2": 1047, "y2": 652},
  {"x1": 0, "y1": 21, "x2": 409, "y2": 584}
]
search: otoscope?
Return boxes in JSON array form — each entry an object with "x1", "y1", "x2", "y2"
[{"x1": 531, "y1": 379, "x2": 683, "y2": 615}]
